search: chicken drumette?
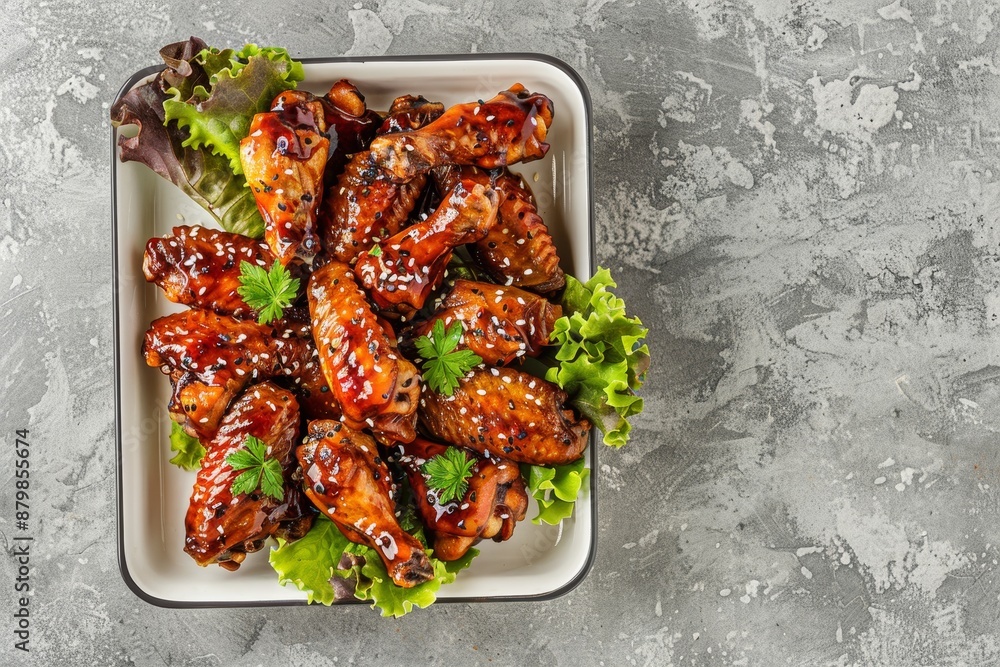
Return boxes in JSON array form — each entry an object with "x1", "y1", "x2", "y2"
[
  {"x1": 353, "y1": 179, "x2": 498, "y2": 318},
  {"x1": 437, "y1": 166, "x2": 565, "y2": 294},
  {"x1": 240, "y1": 90, "x2": 329, "y2": 264},
  {"x1": 369, "y1": 84, "x2": 554, "y2": 182},
  {"x1": 307, "y1": 261, "x2": 421, "y2": 442},
  {"x1": 297, "y1": 420, "x2": 434, "y2": 587},
  {"x1": 318, "y1": 79, "x2": 383, "y2": 182}
]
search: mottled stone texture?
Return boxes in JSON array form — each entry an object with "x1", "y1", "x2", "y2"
[{"x1": 4, "y1": 0, "x2": 1000, "y2": 664}]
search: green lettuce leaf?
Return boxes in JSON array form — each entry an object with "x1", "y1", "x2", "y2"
[
  {"x1": 269, "y1": 514, "x2": 477, "y2": 617},
  {"x1": 110, "y1": 38, "x2": 266, "y2": 237},
  {"x1": 269, "y1": 515, "x2": 352, "y2": 605},
  {"x1": 521, "y1": 459, "x2": 590, "y2": 525},
  {"x1": 168, "y1": 421, "x2": 206, "y2": 471},
  {"x1": 162, "y1": 43, "x2": 304, "y2": 176},
  {"x1": 349, "y1": 541, "x2": 478, "y2": 618},
  {"x1": 544, "y1": 267, "x2": 649, "y2": 448}
]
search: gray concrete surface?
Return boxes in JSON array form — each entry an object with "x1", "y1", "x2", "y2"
[{"x1": 4, "y1": 0, "x2": 1000, "y2": 664}]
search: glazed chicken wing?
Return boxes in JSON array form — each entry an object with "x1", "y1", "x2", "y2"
[
  {"x1": 369, "y1": 84, "x2": 554, "y2": 182},
  {"x1": 353, "y1": 179, "x2": 498, "y2": 318},
  {"x1": 438, "y1": 166, "x2": 565, "y2": 294},
  {"x1": 290, "y1": 348, "x2": 344, "y2": 423},
  {"x1": 378, "y1": 95, "x2": 445, "y2": 135},
  {"x1": 319, "y1": 155, "x2": 426, "y2": 266},
  {"x1": 420, "y1": 367, "x2": 590, "y2": 466},
  {"x1": 143, "y1": 310, "x2": 315, "y2": 439},
  {"x1": 319, "y1": 79, "x2": 383, "y2": 181},
  {"x1": 318, "y1": 95, "x2": 445, "y2": 266},
  {"x1": 307, "y1": 261, "x2": 420, "y2": 441},
  {"x1": 185, "y1": 382, "x2": 313, "y2": 570},
  {"x1": 241, "y1": 90, "x2": 329, "y2": 264},
  {"x1": 298, "y1": 420, "x2": 434, "y2": 587},
  {"x1": 143, "y1": 225, "x2": 278, "y2": 319},
  {"x1": 403, "y1": 280, "x2": 561, "y2": 366},
  {"x1": 394, "y1": 437, "x2": 527, "y2": 561}
]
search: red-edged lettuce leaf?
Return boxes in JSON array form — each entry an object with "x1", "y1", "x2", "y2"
[
  {"x1": 162, "y1": 43, "x2": 304, "y2": 176},
  {"x1": 110, "y1": 37, "x2": 264, "y2": 237}
]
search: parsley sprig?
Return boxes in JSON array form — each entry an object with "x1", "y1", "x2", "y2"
[
  {"x1": 414, "y1": 320, "x2": 482, "y2": 395},
  {"x1": 225, "y1": 435, "x2": 285, "y2": 501},
  {"x1": 421, "y1": 448, "x2": 476, "y2": 504},
  {"x1": 237, "y1": 260, "x2": 300, "y2": 324}
]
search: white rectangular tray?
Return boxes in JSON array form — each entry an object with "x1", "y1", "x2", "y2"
[{"x1": 112, "y1": 54, "x2": 595, "y2": 607}]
